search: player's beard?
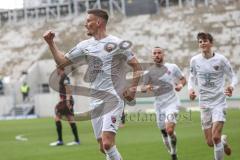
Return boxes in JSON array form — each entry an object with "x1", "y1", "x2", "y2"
[
  {"x1": 87, "y1": 32, "x2": 93, "y2": 36},
  {"x1": 86, "y1": 29, "x2": 93, "y2": 36},
  {"x1": 154, "y1": 58, "x2": 163, "y2": 64}
]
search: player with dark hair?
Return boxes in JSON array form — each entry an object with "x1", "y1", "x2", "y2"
[
  {"x1": 188, "y1": 32, "x2": 238, "y2": 160},
  {"x1": 44, "y1": 9, "x2": 141, "y2": 159},
  {"x1": 49, "y1": 68, "x2": 80, "y2": 146},
  {"x1": 141, "y1": 47, "x2": 186, "y2": 160}
]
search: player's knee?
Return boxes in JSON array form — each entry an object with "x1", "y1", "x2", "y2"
[
  {"x1": 166, "y1": 127, "x2": 174, "y2": 136},
  {"x1": 103, "y1": 142, "x2": 112, "y2": 151},
  {"x1": 206, "y1": 140, "x2": 214, "y2": 147},
  {"x1": 212, "y1": 135, "x2": 221, "y2": 144}
]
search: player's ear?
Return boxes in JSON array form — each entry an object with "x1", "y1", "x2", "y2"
[{"x1": 97, "y1": 19, "x2": 100, "y2": 25}]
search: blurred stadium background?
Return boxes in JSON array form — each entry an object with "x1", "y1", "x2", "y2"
[
  {"x1": 0, "y1": 0, "x2": 239, "y2": 118},
  {"x1": 0, "y1": 0, "x2": 239, "y2": 159}
]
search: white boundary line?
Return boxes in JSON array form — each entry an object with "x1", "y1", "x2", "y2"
[{"x1": 15, "y1": 135, "x2": 28, "y2": 141}]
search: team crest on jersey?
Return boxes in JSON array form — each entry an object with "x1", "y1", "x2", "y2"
[
  {"x1": 104, "y1": 42, "x2": 117, "y2": 52},
  {"x1": 111, "y1": 116, "x2": 117, "y2": 123},
  {"x1": 213, "y1": 65, "x2": 219, "y2": 71}
]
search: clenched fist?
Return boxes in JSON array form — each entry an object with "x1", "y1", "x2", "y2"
[
  {"x1": 224, "y1": 86, "x2": 234, "y2": 97},
  {"x1": 43, "y1": 30, "x2": 55, "y2": 44},
  {"x1": 123, "y1": 86, "x2": 137, "y2": 102}
]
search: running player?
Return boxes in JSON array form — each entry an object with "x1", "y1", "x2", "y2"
[
  {"x1": 141, "y1": 47, "x2": 186, "y2": 160},
  {"x1": 43, "y1": 9, "x2": 141, "y2": 160},
  {"x1": 188, "y1": 32, "x2": 238, "y2": 160}
]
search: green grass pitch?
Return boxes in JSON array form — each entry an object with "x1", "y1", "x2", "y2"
[{"x1": 0, "y1": 109, "x2": 239, "y2": 160}]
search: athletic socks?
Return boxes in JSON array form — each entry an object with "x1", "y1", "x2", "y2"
[
  {"x1": 56, "y1": 121, "x2": 63, "y2": 142},
  {"x1": 161, "y1": 129, "x2": 171, "y2": 152},
  {"x1": 168, "y1": 133, "x2": 177, "y2": 155},
  {"x1": 55, "y1": 121, "x2": 80, "y2": 144},
  {"x1": 214, "y1": 142, "x2": 224, "y2": 160},
  {"x1": 70, "y1": 122, "x2": 80, "y2": 142},
  {"x1": 106, "y1": 155, "x2": 111, "y2": 160},
  {"x1": 105, "y1": 145, "x2": 122, "y2": 160}
]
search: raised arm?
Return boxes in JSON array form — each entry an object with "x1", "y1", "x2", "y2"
[{"x1": 43, "y1": 30, "x2": 71, "y2": 67}]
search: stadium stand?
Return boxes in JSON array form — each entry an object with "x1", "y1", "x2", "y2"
[{"x1": 0, "y1": 0, "x2": 239, "y2": 118}]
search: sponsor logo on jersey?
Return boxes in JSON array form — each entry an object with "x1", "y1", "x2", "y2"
[
  {"x1": 111, "y1": 116, "x2": 117, "y2": 123},
  {"x1": 93, "y1": 60, "x2": 102, "y2": 69},
  {"x1": 110, "y1": 124, "x2": 117, "y2": 131},
  {"x1": 83, "y1": 49, "x2": 89, "y2": 54}
]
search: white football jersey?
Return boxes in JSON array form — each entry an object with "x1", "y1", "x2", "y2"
[
  {"x1": 143, "y1": 63, "x2": 184, "y2": 107},
  {"x1": 65, "y1": 35, "x2": 134, "y2": 106},
  {"x1": 188, "y1": 52, "x2": 238, "y2": 108}
]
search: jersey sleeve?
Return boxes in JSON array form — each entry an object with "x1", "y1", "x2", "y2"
[
  {"x1": 222, "y1": 56, "x2": 238, "y2": 88},
  {"x1": 143, "y1": 70, "x2": 151, "y2": 85},
  {"x1": 65, "y1": 42, "x2": 87, "y2": 63},
  {"x1": 111, "y1": 37, "x2": 135, "y2": 62},
  {"x1": 188, "y1": 58, "x2": 197, "y2": 90},
  {"x1": 173, "y1": 64, "x2": 184, "y2": 79},
  {"x1": 123, "y1": 50, "x2": 135, "y2": 62}
]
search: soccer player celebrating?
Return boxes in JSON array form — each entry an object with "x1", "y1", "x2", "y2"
[
  {"x1": 50, "y1": 68, "x2": 80, "y2": 146},
  {"x1": 43, "y1": 9, "x2": 141, "y2": 160},
  {"x1": 188, "y1": 32, "x2": 238, "y2": 160},
  {"x1": 141, "y1": 47, "x2": 186, "y2": 160}
]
